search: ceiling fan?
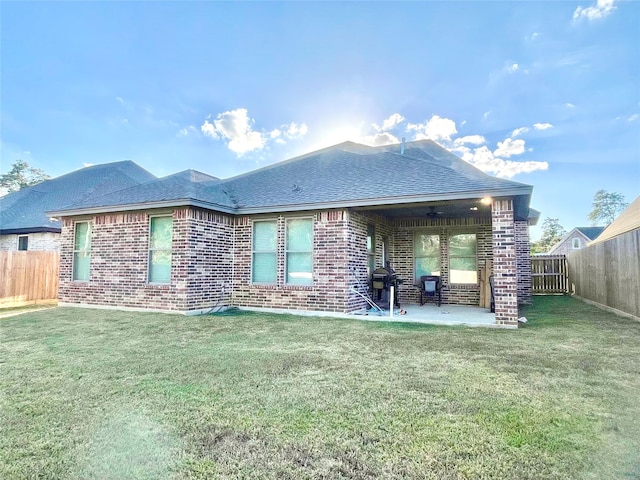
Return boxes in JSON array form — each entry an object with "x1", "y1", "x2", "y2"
[{"x1": 426, "y1": 206, "x2": 444, "y2": 219}]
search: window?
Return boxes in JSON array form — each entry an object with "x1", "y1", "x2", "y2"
[
  {"x1": 572, "y1": 238, "x2": 581, "y2": 249},
  {"x1": 73, "y1": 222, "x2": 92, "y2": 281},
  {"x1": 286, "y1": 218, "x2": 313, "y2": 285},
  {"x1": 367, "y1": 224, "x2": 375, "y2": 276},
  {"x1": 17, "y1": 235, "x2": 28, "y2": 251},
  {"x1": 252, "y1": 220, "x2": 277, "y2": 283},
  {"x1": 148, "y1": 216, "x2": 173, "y2": 284},
  {"x1": 449, "y1": 233, "x2": 477, "y2": 284},
  {"x1": 414, "y1": 232, "x2": 440, "y2": 280}
]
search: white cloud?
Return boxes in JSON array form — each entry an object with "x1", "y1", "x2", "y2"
[
  {"x1": 461, "y1": 146, "x2": 549, "y2": 178},
  {"x1": 629, "y1": 114, "x2": 639, "y2": 122},
  {"x1": 453, "y1": 135, "x2": 486, "y2": 146},
  {"x1": 380, "y1": 113, "x2": 405, "y2": 131},
  {"x1": 512, "y1": 127, "x2": 529, "y2": 137},
  {"x1": 573, "y1": 0, "x2": 616, "y2": 21},
  {"x1": 494, "y1": 138, "x2": 526, "y2": 158},
  {"x1": 565, "y1": 103, "x2": 576, "y2": 109},
  {"x1": 332, "y1": 112, "x2": 550, "y2": 178},
  {"x1": 533, "y1": 122, "x2": 553, "y2": 130},
  {"x1": 178, "y1": 125, "x2": 198, "y2": 137},
  {"x1": 201, "y1": 108, "x2": 307, "y2": 155},
  {"x1": 283, "y1": 122, "x2": 308, "y2": 139},
  {"x1": 407, "y1": 114, "x2": 458, "y2": 142},
  {"x1": 483, "y1": 111, "x2": 492, "y2": 119},
  {"x1": 201, "y1": 108, "x2": 265, "y2": 154},
  {"x1": 506, "y1": 63, "x2": 519, "y2": 74},
  {"x1": 529, "y1": 32, "x2": 540, "y2": 41},
  {"x1": 362, "y1": 131, "x2": 400, "y2": 146}
]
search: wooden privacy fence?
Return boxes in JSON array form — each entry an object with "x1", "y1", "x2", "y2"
[
  {"x1": 0, "y1": 251, "x2": 60, "y2": 307},
  {"x1": 531, "y1": 255, "x2": 568, "y2": 294},
  {"x1": 567, "y1": 229, "x2": 640, "y2": 320}
]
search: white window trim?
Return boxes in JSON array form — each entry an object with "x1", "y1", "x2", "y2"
[
  {"x1": 413, "y1": 230, "x2": 441, "y2": 282},
  {"x1": 285, "y1": 217, "x2": 314, "y2": 286},
  {"x1": 72, "y1": 221, "x2": 92, "y2": 282},
  {"x1": 17, "y1": 235, "x2": 28, "y2": 251},
  {"x1": 148, "y1": 215, "x2": 173, "y2": 285},
  {"x1": 448, "y1": 231, "x2": 478, "y2": 285},
  {"x1": 251, "y1": 219, "x2": 278, "y2": 285}
]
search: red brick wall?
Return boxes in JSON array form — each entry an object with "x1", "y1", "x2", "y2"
[
  {"x1": 58, "y1": 203, "x2": 530, "y2": 322},
  {"x1": 393, "y1": 217, "x2": 493, "y2": 306},
  {"x1": 231, "y1": 210, "x2": 352, "y2": 313},
  {"x1": 59, "y1": 208, "x2": 233, "y2": 312},
  {"x1": 492, "y1": 199, "x2": 518, "y2": 325},
  {"x1": 515, "y1": 220, "x2": 532, "y2": 305}
]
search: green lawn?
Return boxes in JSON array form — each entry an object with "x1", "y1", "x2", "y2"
[{"x1": 1, "y1": 296, "x2": 639, "y2": 479}]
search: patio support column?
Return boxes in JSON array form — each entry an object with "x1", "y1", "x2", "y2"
[{"x1": 491, "y1": 198, "x2": 518, "y2": 326}]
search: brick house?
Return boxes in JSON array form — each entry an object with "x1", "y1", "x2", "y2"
[
  {"x1": 548, "y1": 227, "x2": 605, "y2": 255},
  {"x1": 0, "y1": 161, "x2": 155, "y2": 251},
  {"x1": 49, "y1": 140, "x2": 537, "y2": 326}
]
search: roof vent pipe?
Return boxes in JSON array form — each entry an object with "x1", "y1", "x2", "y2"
[{"x1": 400, "y1": 137, "x2": 406, "y2": 155}]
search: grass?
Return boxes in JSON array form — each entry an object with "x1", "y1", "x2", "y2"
[{"x1": 1, "y1": 296, "x2": 639, "y2": 479}]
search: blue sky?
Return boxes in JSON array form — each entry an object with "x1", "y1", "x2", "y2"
[{"x1": 1, "y1": 1, "x2": 638, "y2": 239}]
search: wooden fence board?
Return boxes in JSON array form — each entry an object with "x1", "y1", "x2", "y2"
[
  {"x1": 567, "y1": 230, "x2": 640, "y2": 320},
  {"x1": 0, "y1": 251, "x2": 60, "y2": 307},
  {"x1": 531, "y1": 255, "x2": 568, "y2": 294}
]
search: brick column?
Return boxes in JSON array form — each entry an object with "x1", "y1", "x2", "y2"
[
  {"x1": 515, "y1": 220, "x2": 532, "y2": 305},
  {"x1": 492, "y1": 199, "x2": 518, "y2": 326}
]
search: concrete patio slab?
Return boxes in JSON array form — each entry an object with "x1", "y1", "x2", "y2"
[{"x1": 351, "y1": 303, "x2": 503, "y2": 328}]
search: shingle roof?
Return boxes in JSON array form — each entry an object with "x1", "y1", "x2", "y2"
[
  {"x1": 0, "y1": 161, "x2": 156, "y2": 233},
  {"x1": 48, "y1": 140, "x2": 533, "y2": 218},
  {"x1": 575, "y1": 227, "x2": 605, "y2": 241},
  {"x1": 67, "y1": 169, "x2": 237, "y2": 212},
  {"x1": 224, "y1": 140, "x2": 530, "y2": 211}
]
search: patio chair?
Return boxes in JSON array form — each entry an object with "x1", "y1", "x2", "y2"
[{"x1": 419, "y1": 275, "x2": 441, "y2": 307}]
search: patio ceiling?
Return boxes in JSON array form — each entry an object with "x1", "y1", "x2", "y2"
[{"x1": 353, "y1": 199, "x2": 493, "y2": 220}]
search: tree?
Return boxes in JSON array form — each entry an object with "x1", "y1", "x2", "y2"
[
  {"x1": 588, "y1": 190, "x2": 629, "y2": 226},
  {"x1": 531, "y1": 217, "x2": 566, "y2": 254},
  {"x1": 0, "y1": 160, "x2": 50, "y2": 194}
]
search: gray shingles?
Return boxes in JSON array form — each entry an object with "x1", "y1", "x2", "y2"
[
  {"x1": 0, "y1": 161, "x2": 156, "y2": 233},
  {"x1": 46, "y1": 139, "x2": 533, "y2": 217}
]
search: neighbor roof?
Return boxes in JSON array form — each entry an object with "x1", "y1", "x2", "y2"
[
  {"x1": 49, "y1": 140, "x2": 534, "y2": 219},
  {"x1": 548, "y1": 226, "x2": 606, "y2": 254},
  {"x1": 0, "y1": 161, "x2": 156, "y2": 234},
  {"x1": 590, "y1": 196, "x2": 640, "y2": 245},
  {"x1": 575, "y1": 227, "x2": 605, "y2": 241}
]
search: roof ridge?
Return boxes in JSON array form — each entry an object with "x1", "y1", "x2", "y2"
[{"x1": 221, "y1": 141, "x2": 366, "y2": 183}]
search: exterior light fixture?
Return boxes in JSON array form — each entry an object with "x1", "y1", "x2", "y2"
[
  {"x1": 480, "y1": 196, "x2": 492, "y2": 205},
  {"x1": 470, "y1": 206, "x2": 478, "y2": 211}
]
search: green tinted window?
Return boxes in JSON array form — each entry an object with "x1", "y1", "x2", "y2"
[
  {"x1": 449, "y1": 233, "x2": 477, "y2": 284},
  {"x1": 414, "y1": 233, "x2": 440, "y2": 280},
  {"x1": 149, "y1": 216, "x2": 173, "y2": 284},
  {"x1": 286, "y1": 218, "x2": 313, "y2": 285},
  {"x1": 73, "y1": 222, "x2": 91, "y2": 281},
  {"x1": 252, "y1": 221, "x2": 277, "y2": 283}
]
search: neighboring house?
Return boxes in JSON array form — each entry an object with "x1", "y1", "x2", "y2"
[
  {"x1": 548, "y1": 227, "x2": 605, "y2": 255},
  {"x1": 48, "y1": 140, "x2": 538, "y2": 326},
  {"x1": 0, "y1": 161, "x2": 156, "y2": 251}
]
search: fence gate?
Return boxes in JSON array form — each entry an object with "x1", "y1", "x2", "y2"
[{"x1": 531, "y1": 255, "x2": 568, "y2": 294}]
